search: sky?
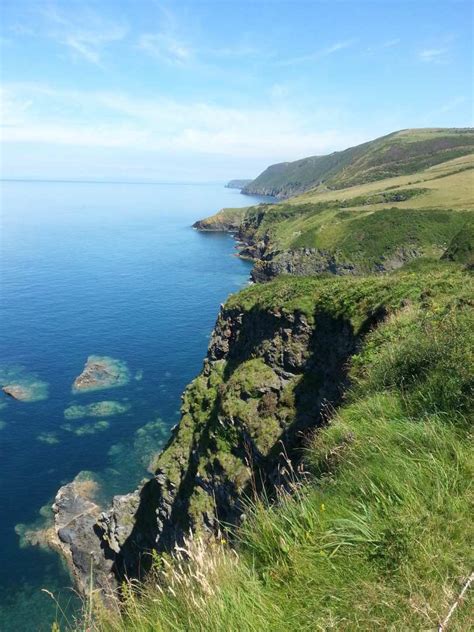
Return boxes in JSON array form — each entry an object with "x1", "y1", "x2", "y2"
[{"x1": 0, "y1": 0, "x2": 473, "y2": 181}]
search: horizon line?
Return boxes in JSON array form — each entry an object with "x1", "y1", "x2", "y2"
[{"x1": 0, "y1": 177, "x2": 238, "y2": 186}]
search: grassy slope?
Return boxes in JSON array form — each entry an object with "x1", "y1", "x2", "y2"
[
  {"x1": 296, "y1": 153, "x2": 474, "y2": 208},
  {"x1": 90, "y1": 262, "x2": 474, "y2": 631},
  {"x1": 208, "y1": 153, "x2": 474, "y2": 270},
  {"x1": 193, "y1": 205, "x2": 251, "y2": 231},
  {"x1": 242, "y1": 128, "x2": 474, "y2": 197}
]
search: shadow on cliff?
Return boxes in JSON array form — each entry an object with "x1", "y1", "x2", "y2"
[{"x1": 256, "y1": 305, "x2": 386, "y2": 493}]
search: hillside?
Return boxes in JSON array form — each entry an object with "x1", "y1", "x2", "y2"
[
  {"x1": 242, "y1": 128, "x2": 474, "y2": 198},
  {"x1": 195, "y1": 147, "x2": 474, "y2": 281}
]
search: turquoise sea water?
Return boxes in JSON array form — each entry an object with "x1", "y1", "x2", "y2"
[{"x1": 0, "y1": 181, "x2": 269, "y2": 630}]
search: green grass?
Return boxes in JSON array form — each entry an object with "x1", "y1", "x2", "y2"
[
  {"x1": 297, "y1": 153, "x2": 474, "y2": 209},
  {"x1": 243, "y1": 128, "x2": 474, "y2": 198},
  {"x1": 196, "y1": 148, "x2": 474, "y2": 277},
  {"x1": 226, "y1": 262, "x2": 471, "y2": 325},
  {"x1": 442, "y1": 217, "x2": 474, "y2": 265},
  {"x1": 192, "y1": 206, "x2": 250, "y2": 231},
  {"x1": 74, "y1": 263, "x2": 473, "y2": 632},
  {"x1": 239, "y1": 194, "x2": 473, "y2": 267}
]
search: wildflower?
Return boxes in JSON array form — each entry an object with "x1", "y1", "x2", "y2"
[{"x1": 320, "y1": 503, "x2": 326, "y2": 512}]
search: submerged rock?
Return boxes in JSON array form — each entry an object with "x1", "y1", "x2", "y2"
[
  {"x1": 0, "y1": 366, "x2": 49, "y2": 402},
  {"x1": 2, "y1": 384, "x2": 31, "y2": 400},
  {"x1": 1, "y1": 380, "x2": 48, "y2": 402},
  {"x1": 37, "y1": 431, "x2": 60, "y2": 445},
  {"x1": 64, "y1": 400, "x2": 130, "y2": 420},
  {"x1": 72, "y1": 356, "x2": 131, "y2": 393},
  {"x1": 61, "y1": 420, "x2": 110, "y2": 436}
]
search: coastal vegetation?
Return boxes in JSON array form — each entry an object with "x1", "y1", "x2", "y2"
[
  {"x1": 195, "y1": 146, "x2": 474, "y2": 281},
  {"x1": 85, "y1": 261, "x2": 473, "y2": 631},
  {"x1": 46, "y1": 128, "x2": 473, "y2": 631}
]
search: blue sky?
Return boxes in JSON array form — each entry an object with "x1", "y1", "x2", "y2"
[{"x1": 1, "y1": 0, "x2": 472, "y2": 181}]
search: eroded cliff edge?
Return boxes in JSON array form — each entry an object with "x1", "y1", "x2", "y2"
[
  {"x1": 194, "y1": 201, "x2": 473, "y2": 283},
  {"x1": 48, "y1": 270, "x2": 445, "y2": 595}
]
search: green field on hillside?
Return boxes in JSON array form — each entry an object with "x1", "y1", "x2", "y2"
[
  {"x1": 243, "y1": 128, "x2": 474, "y2": 198},
  {"x1": 201, "y1": 148, "x2": 474, "y2": 274}
]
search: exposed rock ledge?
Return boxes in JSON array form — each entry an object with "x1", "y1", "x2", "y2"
[{"x1": 51, "y1": 477, "x2": 114, "y2": 595}]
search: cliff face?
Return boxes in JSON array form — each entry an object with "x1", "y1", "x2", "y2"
[
  {"x1": 194, "y1": 193, "x2": 472, "y2": 283},
  {"x1": 227, "y1": 206, "x2": 425, "y2": 282},
  {"x1": 47, "y1": 128, "x2": 474, "y2": 595},
  {"x1": 52, "y1": 276, "x2": 392, "y2": 593},
  {"x1": 49, "y1": 263, "x2": 472, "y2": 596}
]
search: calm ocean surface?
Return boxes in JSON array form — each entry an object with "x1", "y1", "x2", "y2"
[{"x1": 0, "y1": 180, "x2": 269, "y2": 630}]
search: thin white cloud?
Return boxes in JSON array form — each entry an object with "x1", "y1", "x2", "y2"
[
  {"x1": 277, "y1": 39, "x2": 357, "y2": 67},
  {"x1": 137, "y1": 3, "x2": 195, "y2": 66},
  {"x1": 138, "y1": 33, "x2": 193, "y2": 65},
  {"x1": 381, "y1": 38, "x2": 401, "y2": 48},
  {"x1": 419, "y1": 47, "x2": 449, "y2": 63},
  {"x1": 270, "y1": 83, "x2": 290, "y2": 99},
  {"x1": 138, "y1": 31, "x2": 263, "y2": 67},
  {"x1": 1, "y1": 83, "x2": 368, "y2": 162},
  {"x1": 208, "y1": 45, "x2": 261, "y2": 58},
  {"x1": 39, "y1": 4, "x2": 127, "y2": 66},
  {"x1": 137, "y1": 3, "x2": 263, "y2": 67}
]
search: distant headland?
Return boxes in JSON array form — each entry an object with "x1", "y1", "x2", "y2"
[{"x1": 224, "y1": 179, "x2": 252, "y2": 190}]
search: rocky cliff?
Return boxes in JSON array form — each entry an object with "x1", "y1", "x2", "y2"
[
  {"x1": 50, "y1": 272, "x2": 408, "y2": 594},
  {"x1": 197, "y1": 202, "x2": 436, "y2": 282},
  {"x1": 195, "y1": 174, "x2": 473, "y2": 282},
  {"x1": 46, "y1": 128, "x2": 474, "y2": 597}
]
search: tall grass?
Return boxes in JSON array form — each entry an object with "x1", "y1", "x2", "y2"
[{"x1": 68, "y1": 284, "x2": 473, "y2": 631}]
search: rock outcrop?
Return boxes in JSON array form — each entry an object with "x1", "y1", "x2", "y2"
[
  {"x1": 193, "y1": 203, "x2": 425, "y2": 282},
  {"x1": 1, "y1": 380, "x2": 49, "y2": 402},
  {"x1": 250, "y1": 246, "x2": 421, "y2": 282},
  {"x1": 2, "y1": 384, "x2": 33, "y2": 401},
  {"x1": 50, "y1": 280, "x2": 387, "y2": 593},
  {"x1": 192, "y1": 207, "x2": 248, "y2": 233},
  {"x1": 49, "y1": 475, "x2": 115, "y2": 595},
  {"x1": 72, "y1": 356, "x2": 131, "y2": 393}
]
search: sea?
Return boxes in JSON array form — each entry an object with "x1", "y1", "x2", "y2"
[{"x1": 0, "y1": 180, "x2": 270, "y2": 631}]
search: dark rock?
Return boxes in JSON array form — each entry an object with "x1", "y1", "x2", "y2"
[{"x1": 50, "y1": 476, "x2": 116, "y2": 596}]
